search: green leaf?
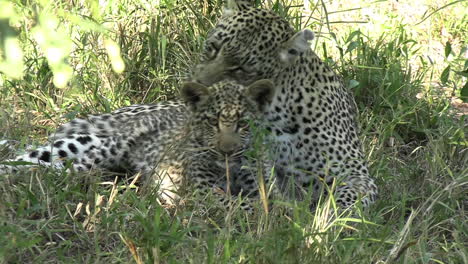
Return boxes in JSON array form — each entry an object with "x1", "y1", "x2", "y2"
[
  {"x1": 440, "y1": 65, "x2": 451, "y2": 84},
  {"x1": 444, "y1": 41, "x2": 452, "y2": 58},
  {"x1": 349, "y1": 79, "x2": 359, "y2": 89},
  {"x1": 322, "y1": 42, "x2": 328, "y2": 60},
  {"x1": 346, "y1": 41, "x2": 359, "y2": 54},
  {"x1": 345, "y1": 30, "x2": 361, "y2": 43},
  {"x1": 461, "y1": 81, "x2": 468, "y2": 103}
]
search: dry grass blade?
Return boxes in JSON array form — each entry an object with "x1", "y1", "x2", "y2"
[
  {"x1": 384, "y1": 209, "x2": 418, "y2": 262},
  {"x1": 120, "y1": 234, "x2": 143, "y2": 264},
  {"x1": 225, "y1": 154, "x2": 231, "y2": 197},
  {"x1": 257, "y1": 161, "x2": 269, "y2": 215}
]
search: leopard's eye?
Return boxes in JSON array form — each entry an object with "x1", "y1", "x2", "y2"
[
  {"x1": 207, "y1": 48, "x2": 218, "y2": 59},
  {"x1": 238, "y1": 119, "x2": 250, "y2": 129},
  {"x1": 229, "y1": 66, "x2": 247, "y2": 74},
  {"x1": 204, "y1": 42, "x2": 221, "y2": 60},
  {"x1": 206, "y1": 116, "x2": 218, "y2": 126},
  {"x1": 227, "y1": 65, "x2": 256, "y2": 78}
]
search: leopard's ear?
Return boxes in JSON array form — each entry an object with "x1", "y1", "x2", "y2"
[
  {"x1": 279, "y1": 29, "x2": 315, "y2": 64},
  {"x1": 224, "y1": 0, "x2": 253, "y2": 16},
  {"x1": 181, "y1": 82, "x2": 210, "y2": 110},
  {"x1": 247, "y1": 79, "x2": 276, "y2": 111}
]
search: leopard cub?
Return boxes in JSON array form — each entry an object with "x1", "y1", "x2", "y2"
[{"x1": 150, "y1": 79, "x2": 276, "y2": 210}]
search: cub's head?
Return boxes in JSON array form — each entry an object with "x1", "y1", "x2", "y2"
[
  {"x1": 181, "y1": 79, "x2": 275, "y2": 158},
  {"x1": 192, "y1": 0, "x2": 314, "y2": 86}
]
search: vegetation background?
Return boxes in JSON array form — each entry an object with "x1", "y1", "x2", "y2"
[{"x1": 0, "y1": 0, "x2": 467, "y2": 263}]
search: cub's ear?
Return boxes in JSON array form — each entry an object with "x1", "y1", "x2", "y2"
[
  {"x1": 247, "y1": 79, "x2": 276, "y2": 111},
  {"x1": 223, "y1": 0, "x2": 253, "y2": 16},
  {"x1": 181, "y1": 82, "x2": 210, "y2": 110},
  {"x1": 279, "y1": 29, "x2": 315, "y2": 64}
]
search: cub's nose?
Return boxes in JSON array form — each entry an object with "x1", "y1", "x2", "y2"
[{"x1": 218, "y1": 133, "x2": 241, "y2": 155}]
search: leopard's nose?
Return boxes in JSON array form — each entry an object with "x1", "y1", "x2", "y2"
[{"x1": 218, "y1": 133, "x2": 241, "y2": 155}]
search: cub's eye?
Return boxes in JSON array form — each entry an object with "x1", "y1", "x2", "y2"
[
  {"x1": 206, "y1": 116, "x2": 218, "y2": 126},
  {"x1": 238, "y1": 120, "x2": 250, "y2": 129}
]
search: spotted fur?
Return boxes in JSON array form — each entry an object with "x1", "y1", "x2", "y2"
[
  {"x1": 0, "y1": 102, "x2": 186, "y2": 174},
  {"x1": 1, "y1": 1, "x2": 377, "y2": 209},
  {"x1": 191, "y1": 0, "x2": 377, "y2": 208},
  {"x1": 147, "y1": 80, "x2": 276, "y2": 208},
  {"x1": 0, "y1": 80, "x2": 275, "y2": 210}
]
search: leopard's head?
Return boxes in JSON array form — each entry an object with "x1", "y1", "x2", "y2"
[
  {"x1": 192, "y1": 0, "x2": 314, "y2": 86},
  {"x1": 181, "y1": 79, "x2": 275, "y2": 158}
]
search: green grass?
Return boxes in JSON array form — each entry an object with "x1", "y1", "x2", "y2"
[{"x1": 1, "y1": 0, "x2": 467, "y2": 263}]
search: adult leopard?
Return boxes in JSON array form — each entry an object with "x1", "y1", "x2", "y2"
[{"x1": 191, "y1": 0, "x2": 377, "y2": 208}]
